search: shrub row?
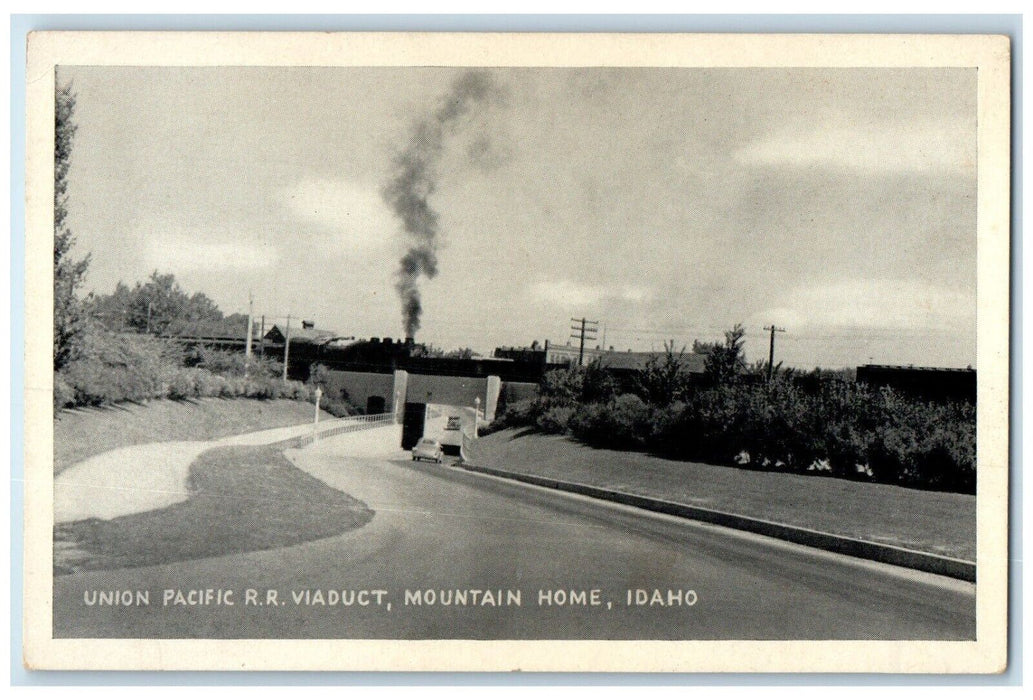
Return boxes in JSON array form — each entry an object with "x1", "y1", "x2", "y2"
[
  {"x1": 165, "y1": 368, "x2": 314, "y2": 402},
  {"x1": 55, "y1": 329, "x2": 314, "y2": 409},
  {"x1": 318, "y1": 396, "x2": 362, "y2": 419},
  {"x1": 493, "y1": 373, "x2": 976, "y2": 494},
  {"x1": 184, "y1": 345, "x2": 284, "y2": 379},
  {"x1": 306, "y1": 364, "x2": 364, "y2": 418}
]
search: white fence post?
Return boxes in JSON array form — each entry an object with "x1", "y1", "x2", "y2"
[{"x1": 313, "y1": 387, "x2": 322, "y2": 442}]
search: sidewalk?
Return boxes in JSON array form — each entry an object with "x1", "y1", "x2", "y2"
[
  {"x1": 54, "y1": 416, "x2": 375, "y2": 523},
  {"x1": 216, "y1": 416, "x2": 348, "y2": 446},
  {"x1": 54, "y1": 441, "x2": 210, "y2": 523}
]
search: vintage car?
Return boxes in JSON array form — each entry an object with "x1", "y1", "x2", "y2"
[{"x1": 411, "y1": 437, "x2": 444, "y2": 463}]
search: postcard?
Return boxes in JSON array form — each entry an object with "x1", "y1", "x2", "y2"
[{"x1": 23, "y1": 31, "x2": 1010, "y2": 672}]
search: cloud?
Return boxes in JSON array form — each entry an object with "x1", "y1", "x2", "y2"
[
  {"x1": 531, "y1": 280, "x2": 605, "y2": 306},
  {"x1": 733, "y1": 117, "x2": 974, "y2": 176},
  {"x1": 143, "y1": 236, "x2": 278, "y2": 272},
  {"x1": 282, "y1": 178, "x2": 395, "y2": 249},
  {"x1": 618, "y1": 285, "x2": 652, "y2": 303},
  {"x1": 530, "y1": 280, "x2": 652, "y2": 306},
  {"x1": 748, "y1": 278, "x2": 976, "y2": 332}
]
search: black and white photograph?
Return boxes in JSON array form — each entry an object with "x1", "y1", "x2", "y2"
[{"x1": 22, "y1": 32, "x2": 1010, "y2": 672}]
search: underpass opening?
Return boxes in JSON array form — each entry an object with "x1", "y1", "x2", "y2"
[
  {"x1": 402, "y1": 402, "x2": 427, "y2": 450},
  {"x1": 366, "y1": 395, "x2": 386, "y2": 414}
]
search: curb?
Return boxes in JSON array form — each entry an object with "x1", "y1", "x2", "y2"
[{"x1": 460, "y1": 462, "x2": 976, "y2": 583}]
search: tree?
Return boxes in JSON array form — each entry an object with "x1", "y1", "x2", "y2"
[
  {"x1": 699, "y1": 323, "x2": 747, "y2": 386},
  {"x1": 90, "y1": 271, "x2": 246, "y2": 337},
  {"x1": 579, "y1": 357, "x2": 620, "y2": 404},
  {"x1": 636, "y1": 340, "x2": 692, "y2": 404},
  {"x1": 89, "y1": 281, "x2": 134, "y2": 331},
  {"x1": 538, "y1": 365, "x2": 585, "y2": 404},
  {"x1": 54, "y1": 82, "x2": 91, "y2": 370}
]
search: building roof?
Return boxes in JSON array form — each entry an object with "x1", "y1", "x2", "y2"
[
  {"x1": 858, "y1": 364, "x2": 975, "y2": 373},
  {"x1": 598, "y1": 350, "x2": 707, "y2": 373},
  {"x1": 264, "y1": 325, "x2": 337, "y2": 342},
  {"x1": 502, "y1": 341, "x2": 707, "y2": 374}
]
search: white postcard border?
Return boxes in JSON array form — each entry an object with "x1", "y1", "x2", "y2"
[{"x1": 22, "y1": 31, "x2": 1011, "y2": 673}]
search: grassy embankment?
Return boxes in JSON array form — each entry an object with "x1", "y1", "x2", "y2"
[
  {"x1": 468, "y1": 428, "x2": 975, "y2": 561},
  {"x1": 54, "y1": 397, "x2": 333, "y2": 474}
]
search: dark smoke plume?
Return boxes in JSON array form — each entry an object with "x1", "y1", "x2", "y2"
[{"x1": 382, "y1": 71, "x2": 503, "y2": 338}]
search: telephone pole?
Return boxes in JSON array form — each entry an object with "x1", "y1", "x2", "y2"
[
  {"x1": 764, "y1": 325, "x2": 786, "y2": 383},
  {"x1": 570, "y1": 317, "x2": 599, "y2": 367},
  {"x1": 282, "y1": 313, "x2": 292, "y2": 382},
  {"x1": 259, "y1": 315, "x2": 266, "y2": 360},
  {"x1": 244, "y1": 292, "x2": 254, "y2": 377}
]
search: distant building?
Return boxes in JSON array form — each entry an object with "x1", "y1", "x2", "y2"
[
  {"x1": 494, "y1": 341, "x2": 706, "y2": 376},
  {"x1": 263, "y1": 324, "x2": 336, "y2": 345},
  {"x1": 596, "y1": 349, "x2": 706, "y2": 375},
  {"x1": 856, "y1": 364, "x2": 976, "y2": 403}
]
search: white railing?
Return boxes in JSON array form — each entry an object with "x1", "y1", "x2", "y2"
[{"x1": 298, "y1": 412, "x2": 395, "y2": 447}]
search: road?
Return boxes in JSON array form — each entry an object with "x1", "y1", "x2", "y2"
[{"x1": 53, "y1": 426, "x2": 975, "y2": 640}]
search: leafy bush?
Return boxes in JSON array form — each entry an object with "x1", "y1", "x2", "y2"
[
  {"x1": 220, "y1": 375, "x2": 247, "y2": 398},
  {"x1": 254, "y1": 374, "x2": 309, "y2": 401},
  {"x1": 486, "y1": 398, "x2": 537, "y2": 434},
  {"x1": 319, "y1": 397, "x2": 360, "y2": 418},
  {"x1": 499, "y1": 361, "x2": 976, "y2": 493},
  {"x1": 569, "y1": 394, "x2": 651, "y2": 450},
  {"x1": 537, "y1": 405, "x2": 576, "y2": 434},
  {"x1": 184, "y1": 346, "x2": 244, "y2": 374},
  {"x1": 539, "y1": 362, "x2": 620, "y2": 406},
  {"x1": 55, "y1": 328, "x2": 315, "y2": 409},
  {"x1": 54, "y1": 371, "x2": 76, "y2": 409},
  {"x1": 61, "y1": 330, "x2": 180, "y2": 405},
  {"x1": 184, "y1": 346, "x2": 282, "y2": 380},
  {"x1": 634, "y1": 343, "x2": 694, "y2": 404},
  {"x1": 166, "y1": 368, "x2": 200, "y2": 400},
  {"x1": 196, "y1": 371, "x2": 229, "y2": 398},
  {"x1": 539, "y1": 367, "x2": 586, "y2": 405},
  {"x1": 164, "y1": 368, "x2": 234, "y2": 400}
]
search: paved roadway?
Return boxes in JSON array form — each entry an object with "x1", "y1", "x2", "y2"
[{"x1": 53, "y1": 426, "x2": 975, "y2": 639}]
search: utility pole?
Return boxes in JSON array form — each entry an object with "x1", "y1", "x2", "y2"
[
  {"x1": 764, "y1": 325, "x2": 786, "y2": 383},
  {"x1": 570, "y1": 317, "x2": 599, "y2": 367},
  {"x1": 282, "y1": 313, "x2": 292, "y2": 382},
  {"x1": 244, "y1": 292, "x2": 254, "y2": 377}
]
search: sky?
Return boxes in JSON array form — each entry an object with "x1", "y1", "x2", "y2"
[{"x1": 59, "y1": 66, "x2": 977, "y2": 369}]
